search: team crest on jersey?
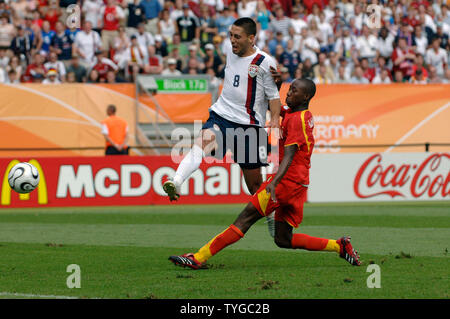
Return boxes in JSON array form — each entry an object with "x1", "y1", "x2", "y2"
[{"x1": 248, "y1": 64, "x2": 259, "y2": 78}]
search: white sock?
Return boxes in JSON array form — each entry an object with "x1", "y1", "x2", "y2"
[{"x1": 173, "y1": 144, "x2": 204, "y2": 187}]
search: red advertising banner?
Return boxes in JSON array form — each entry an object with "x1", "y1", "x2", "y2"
[{"x1": 0, "y1": 156, "x2": 252, "y2": 208}]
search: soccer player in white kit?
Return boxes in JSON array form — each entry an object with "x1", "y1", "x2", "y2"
[{"x1": 164, "y1": 18, "x2": 282, "y2": 233}]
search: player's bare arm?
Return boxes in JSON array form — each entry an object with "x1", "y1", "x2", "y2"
[
  {"x1": 268, "y1": 98, "x2": 282, "y2": 139},
  {"x1": 265, "y1": 144, "x2": 297, "y2": 202}
]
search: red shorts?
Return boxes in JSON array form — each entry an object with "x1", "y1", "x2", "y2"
[{"x1": 251, "y1": 175, "x2": 307, "y2": 228}]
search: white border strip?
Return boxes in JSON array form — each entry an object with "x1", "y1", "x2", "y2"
[{"x1": 0, "y1": 291, "x2": 79, "y2": 299}]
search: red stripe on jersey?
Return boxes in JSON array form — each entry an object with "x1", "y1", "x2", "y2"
[{"x1": 245, "y1": 54, "x2": 265, "y2": 125}]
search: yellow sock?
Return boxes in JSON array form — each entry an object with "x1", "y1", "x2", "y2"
[{"x1": 323, "y1": 239, "x2": 340, "y2": 253}]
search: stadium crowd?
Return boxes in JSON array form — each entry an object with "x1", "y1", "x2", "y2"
[{"x1": 0, "y1": 0, "x2": 449, "y2": 85}]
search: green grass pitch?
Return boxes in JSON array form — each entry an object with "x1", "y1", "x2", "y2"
[{"x1": 0, "y1": 202, "x2": 449, "y2": 299}]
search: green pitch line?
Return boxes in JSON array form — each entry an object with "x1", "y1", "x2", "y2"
[
  {"x1": 0, "y1": 222, "x2": 448, "y2": 257},
  {"x1": 0, "y1": 243, "x2": 448, "y2": 299}
]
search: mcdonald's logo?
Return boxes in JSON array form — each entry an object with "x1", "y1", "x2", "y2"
[{"x1": 1, "y1": 159, "x2": 48, "y2": 206}]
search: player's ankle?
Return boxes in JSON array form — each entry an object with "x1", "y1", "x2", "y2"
[{"x1": 173, "y1": 174, "x2": 183, "y2": 188}]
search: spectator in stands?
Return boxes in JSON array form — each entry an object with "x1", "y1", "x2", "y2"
[
  {"x1": 203, "y1": 43, "x2": 222, "y2": 76},
  {"x1": 44, "y1": 51, "x2": 66, "y2": 82},
  {"x1": 162, "y1": 57, "x2": 182, "y2": 76},
  {"x1": 425, "y1": 37, "x2": 447, "y2": 77},
  {"x1": 100, "y1": 0, "x2": 125, "y2": 53},
  {"x1": 187, "y1": 42, "x2": 205, "y2": 65},
  {"x1": 154, "y1": 34, "x2": 168, "y2": 58},
  {"x1": 391, "y1": 37, "x2": 416, "y2": 81},
  {"x1": 176, "y1": 4, "x2": 199, "y2": 43},
  {"x1": 92, "y1": 50, "x2": 119, "y2": 82},
  {"x1": 254, "y1": 0, "x2": 271, "y2": 41},
  {"x1": 140, "y1": 0, "x2": 162, "y2": 21},
  {"x1": 301, "y1": 57, "x2": 314, "y2": 79},
  {"x1": 42, "y1": 69, "x2": 61, "y2": 84},
  {"x1": 410, "y1": 69, "x2": 427, "y2": 84},
  {"x1": 0, "y1": 49, "x2": 8, "y2": 72},
  {"x1": 299, "y1": 27, "x2": 319, "y2": 65},
  {"x1": 51, "y1": 21, "x2": 73, "y2": 64},
  {"x1": 314, "y1": 64, "x2": 334, "y2": 84},
  {"x1": 87, "y1": 69, "x2": 100, "y2": 83},
  {"x1": 270, "y1": 6, "x2": 291, "y2": 38},
  {"x1": 290, "y1": 6, "x2": 307, "y2": 34},
  {"x1": 198, "y1": 5, "x2": 218, "y2": 47},
  {"x1": 135, "y1": 22, "x2": 155, "y2": 55},
  {"x1": 350, "y1": 66, "x2": 369, "y2": 84},
  {"x1": 7, "y1": 69, "x2": 20, "y2": 84},
  {"x1": 23, "y1": 53, "x2": 47, "y2": 83},
  {"x1": 377, "y1": 27, "x2": 395, "y2": 60},
  {"x1": 144, "y1": 45, "x2": 163, "y2": 74},
  {"x1": 372, "y1": 69, "x2": 392, "y2": 84},
  {"x1": 168, "y1": 32, "x2": 189, "y2": 57},
  {"x1": 158, "y1": 8, "x2": 176, "y2": 43},
  {"x1": 66, "y1": 71, "x2": 76, "y2": 83},
  {"x1": 268, "y1": 31, "x2": 287, "y2": 56},
  {"x1": 101, "y1": 104, "x2": 129, "y2": 155},
  {"x1": 313, "y1": 52, "x2": 335, "y2": 83},
  {"x1": 113, "y1": 26, "x2": 130, "y2": 67},
  {"x1": 427, "y1": 65, "x2": 443, "y2": 83},
  {"x1": 215, "y1": 7, "x2": 234, "y2": 35},
  {"x1": 125, "y1": 34, "x2": 148, "y2": 81},
  {"x1": 6, "y1": 55, "x2": 23, "y2": 80},
  {"x1": 308, "y1": 19, "x2": 325, "y2": 48},
  {"x1": 411, "y1": 53, "x2": 428, "y2": 81},
  {"x1": 278, "y1": 39, "x2": 301, "y2": 78},
  {"x1": 66, "y1": 55, "x2": 87, "y2": 83},
  {"x1": 357, "y1": 25, "x2": 377, "y2": 61},
  {"x1": 40, "y1": 20, "x2": 55, "y2": 57},
  {"x1": 238, "y1": 0, "x2": 257, "y2": 18},
  {"x1": 0, "y1": 13, "x2": 14, "y2": 49},
  {"x1": 328, "y1": 51, "x2": 339, "y2": 75},
  {"x1": 82, "y1": 0, "x2": 103, "y2": 32},
  {"x1": 334, "y1": 26, "x2": 357, "y2": 60},
  {"x1": 280, "y1": 66, "x2": 293, "y2": 83},
  {"x1": 334, "y1": 65, "x2": 349, "y2": 83},
  {"x1": 394, "y1": 70, "x2": 406, "y2": 83},
  {"x1": 73, "y1": 21, "x2": 102, "y2": 68},
  {"x1": 127, "y1": 0, "x2": 146, "y2": 31},
  {"x1": 10, "y1": 26, "x2": 33, "y2": 64},
  {"x1": 44, "y1": 0, "x2": 61, "y2": 31},
  {"x1": 360, "y1": 57, "x2": 375, "y2": 83},
  {"x1": 413, "y1": 24, "x2": 428, "y2": 56},
  {"x1": 183, "y1": 57, "x2": 203, "y2": 74}
]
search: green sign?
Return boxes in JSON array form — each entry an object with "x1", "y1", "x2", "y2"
[{"x1": 155, "y1": 78, "x2": 209, "y2": 93}]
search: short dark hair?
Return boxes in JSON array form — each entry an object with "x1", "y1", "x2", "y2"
[
  {"x1": 232, "y1": 17, "x2": 257, "y2": 36},
  {"x1": 107, "y1": 104, "x2": 116, "y2": 114},
  {"x1": 297, "y1": 78, "x2": 316, "y2": 101}
]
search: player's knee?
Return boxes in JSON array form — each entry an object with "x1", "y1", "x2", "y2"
[{"x1": 274, "y1": 235, "x2": 292, "y2": 249}]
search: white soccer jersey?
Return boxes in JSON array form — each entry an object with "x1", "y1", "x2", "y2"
[{"x1": 210, "y1": 48, "x2": 280, "y2": 126}]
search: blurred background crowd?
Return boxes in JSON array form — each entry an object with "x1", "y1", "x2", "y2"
[{"x1": 0, "y1": 0, "x2": 449, "y2": 85}]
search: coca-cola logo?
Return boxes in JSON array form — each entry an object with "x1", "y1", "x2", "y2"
[{"x1": 354, "y1": 153, "x2": 450, "y2": 199}]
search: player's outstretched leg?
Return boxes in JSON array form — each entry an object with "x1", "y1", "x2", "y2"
[
  {"x1": 164, "y1": 130, "x2": 215, "y2": 201},
  {"x1": 274, "y1": 221, "x2": 361, "y2": 266},
  {"x1": 169, "y1": 202, "x2": 262, "y2": 269}
]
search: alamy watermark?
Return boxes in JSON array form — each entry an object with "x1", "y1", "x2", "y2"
[
  {"x1": 169, "y1": 121, "x2": 280, "y2": 171},
  {"x1": 66, "y1": 5, "x2": 81, "y2": 29},
  {"x1": 66, "y1": 264, "x2": 81, "y2": 289},
  {"x1": 366, "y1": 4, "x2": 383, "y2": 29},
  {"x1": 366, "y1": 264, "x2": 381, "y2": 288}
]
